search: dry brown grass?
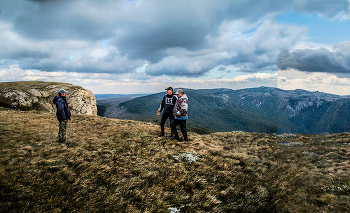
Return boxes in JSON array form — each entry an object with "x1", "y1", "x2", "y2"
[{"x1": 0, "y1": 107, "x2": 350, "y2": 212}]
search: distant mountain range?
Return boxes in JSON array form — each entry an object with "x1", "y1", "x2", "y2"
[
  {"x1": 95, "y1": 94, "x2": 150, "y2": 100},
  {"x1": 96, "y1": 87, "x2": 350, "y2": 134}
]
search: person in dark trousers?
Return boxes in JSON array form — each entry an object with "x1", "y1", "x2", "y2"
[
  {"x1": 53, "y1": 89, "x2": 71, "y2": 144},
  {"x1": 171, "y1": 89, "x2": 188, "y2": 141},
  {"x1": 157, "y1": 87, "x2": 177, "y2": 136}
]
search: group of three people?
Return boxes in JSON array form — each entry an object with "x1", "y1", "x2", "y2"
[{"x1": 53, "y1": 87, "x2": 188, "y2": 144}]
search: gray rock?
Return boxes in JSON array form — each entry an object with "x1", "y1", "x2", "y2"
[{"x1": 0, "y1": 81, "x2": 97, "y2": 115}]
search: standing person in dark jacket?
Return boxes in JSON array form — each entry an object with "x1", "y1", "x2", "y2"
[
  {"x1": 171, "y1": 89, "x2": 188, "y2": 142},
  {"x1": 157, "y1": 87, "x2": 177, "y2": 136},
  {"x1": 53, "y1": 89, "x2": 71, "y2": 144}
]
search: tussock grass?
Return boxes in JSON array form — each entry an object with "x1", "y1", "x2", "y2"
[{"x1": 0, "y1": 107, "x2": 349, "y2": 212}]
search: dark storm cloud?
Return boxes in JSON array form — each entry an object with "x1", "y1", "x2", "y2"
[
  {"x1": 146, "y1": 67, "x2": 209, "y2": 77},
  {"x1": 7, "y1": 50, "x2": 50, "y2": 59},
  {"x1": 17, "y1": 49, "x2": 145, "y2": 74},
  {"x1": 240, "y1": 63, "x2": 277, "y2": 73},
  {"x1": 12, "y1": 1, "x2": 115, "y2": 41},
  {"x1": 112, "y1": 18, "x2": 210, "y2": 63},
  {"x1": 278, "y1": 46, "x2": 350, "y2": 73},
  {"x1": 0, "y1": 0, "x2": 349, "y2": 76},
  {"x1": 218, "y1": 67, "x2": 226, "y2": 71},
  {"x1": 111, "y1": 0, "x2": 283, "y2": 63}
]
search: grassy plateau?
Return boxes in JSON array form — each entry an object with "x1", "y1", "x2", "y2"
[{"x1": 0, "y1": 107, "x2": 349, "y2": 212}]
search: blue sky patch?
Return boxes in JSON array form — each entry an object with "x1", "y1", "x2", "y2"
[{"x1": 278, "y1": 12, "x2": 350, "y2": 44}]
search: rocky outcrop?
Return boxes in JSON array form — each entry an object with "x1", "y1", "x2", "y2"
[{"x1": 0, "y1": 81, "x2": 97, "y2": 115}]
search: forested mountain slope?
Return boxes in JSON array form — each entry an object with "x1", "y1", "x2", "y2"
[{"x1": 100, "y1": 87, "x2": 350, "y2": 134}]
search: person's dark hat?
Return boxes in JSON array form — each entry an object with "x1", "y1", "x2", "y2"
[{"x1": 165, "y1": 87, "x2": 173, "y2": 91}]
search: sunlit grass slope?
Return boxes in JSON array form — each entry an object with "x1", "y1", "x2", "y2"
[{"x1": 0, "y1": 107, "x2": 349, "y2": 212}]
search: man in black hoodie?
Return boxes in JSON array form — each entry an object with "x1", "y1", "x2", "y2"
[
  {"x1": 157, "y1": 87, "x2": 177, "y2": 136},
  {"x1": 53, "y1": 89, "x2": 71, "y2": 144}
]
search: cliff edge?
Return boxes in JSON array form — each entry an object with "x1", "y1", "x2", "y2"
[{"x1": 0, "y1": 81, "x2": 97, "y2": 115}]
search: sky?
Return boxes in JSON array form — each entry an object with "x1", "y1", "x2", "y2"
[{"x1": 0, "y1": 0, "x2": 350, "y2": 95}]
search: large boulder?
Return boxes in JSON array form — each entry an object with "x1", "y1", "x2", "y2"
[{"x1": 0, "y1": 81, "x2": 97, "y2": 115}]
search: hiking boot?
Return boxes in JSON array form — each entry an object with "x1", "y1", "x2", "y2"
[
  {"x1": 171, "y1": 137, "x2": 181, "y2": 141},
  {"x1": 159, "y1": 133, "x2": 165, "y2": 137}
]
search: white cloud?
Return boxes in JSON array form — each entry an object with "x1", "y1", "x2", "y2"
[
  {"x1": 231, "y1": 73, "x2": 277, "y2": 82},
  {"x1": 278, "y1": 69, "x2": 350, "y2": 95},
  {"x1": 334, "y1": 4, "x2": 350, "y2": 20},
  {"x1": 90, "y1": 48, "x2": 109, "y2": 59}
]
